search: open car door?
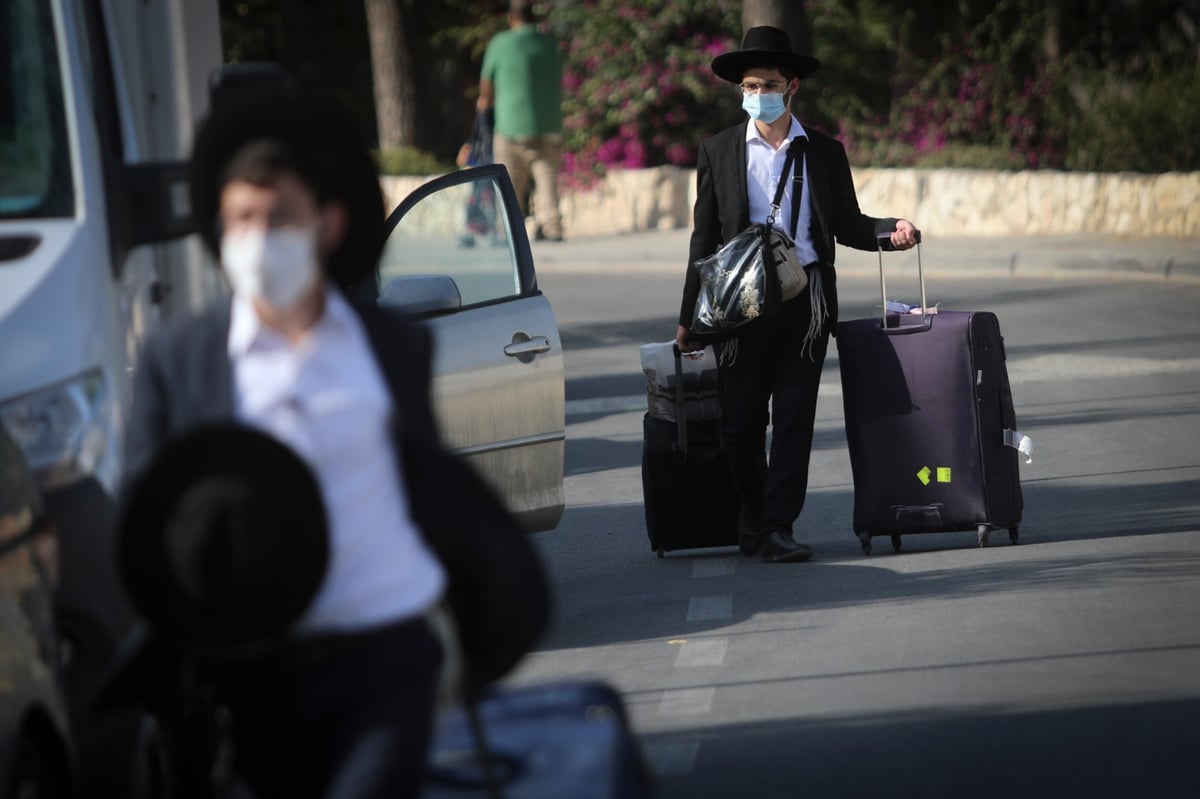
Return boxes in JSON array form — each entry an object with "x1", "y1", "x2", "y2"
[{"x1": 375, "y1": 164, "x2": 564, "y2": 533}]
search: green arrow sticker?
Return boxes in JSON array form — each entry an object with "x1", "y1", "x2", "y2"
[
  {"x1": 917, "y1": 466, "x2": 932, "y2": 486},
  {"x1": 937, "y1": 467, "x2": 952, "y2": 483}
]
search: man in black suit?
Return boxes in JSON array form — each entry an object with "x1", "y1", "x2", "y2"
[
  {"x1": 676, "y1": 27, "x2": 919, "y2": 563},
  {"x1": 121, "y1": 88, "x2": 546, "y2": 797}
]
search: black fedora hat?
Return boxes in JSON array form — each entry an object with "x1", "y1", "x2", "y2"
[
  {"x1": 118, "y1": 424, "x2": 329, "y2": 650},
  {"x1": 189, "y1": 84, "x2": 386, "y2": 289},
  {"x1": 711, "y1": 26, "x2": 820, "y2": 83}
]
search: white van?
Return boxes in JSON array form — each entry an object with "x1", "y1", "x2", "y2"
[{"x1": 0, "y1": 0, "x2": 222, "y2": 790}]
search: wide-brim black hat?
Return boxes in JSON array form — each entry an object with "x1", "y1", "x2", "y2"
[
  {"x1": 118, "y1": 424, "x2": 329, "y2": 651},
  {"x1": 711, "y1": 26, "x2": 820, "y2": 83},
  {"x1": 189, "y1": 86, "x2": 385, "y2": 289}
]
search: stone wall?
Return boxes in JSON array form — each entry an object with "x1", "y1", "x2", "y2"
[{"x1": 380, "y1": 168, "x2": 1200, "y2": 239}]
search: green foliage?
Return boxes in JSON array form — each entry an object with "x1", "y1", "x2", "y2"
[
  {"x1": 806, "y1": 0, "x2": 1064, "y2": 168},
  {"x1": 218, "y1": 0, "x2": 1200, "y2": 175},
  {"x1": 913, "y1": 145, "x2": 1028, "y2": 171},
  {"x1": 803, "y1": 0, "x2": 1200, "y2": 171},
  {"x1": 547, "y1": 0, "x2": 744, "y2": 188},
  {"x1": 374, "y1": 146, "x2": 454, "y2": 176},
  {"x1": 1063, "y1": 67, "x2": 1200, "y2": 172}
]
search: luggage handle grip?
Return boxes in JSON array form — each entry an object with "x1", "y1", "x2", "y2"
[{"x1": 876, "y1": 231, "x2": 932, "y2": 335}]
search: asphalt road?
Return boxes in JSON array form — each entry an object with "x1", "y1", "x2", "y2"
[{"x1": 512, "y1": 233, "x2": 1200, "y2": 798}]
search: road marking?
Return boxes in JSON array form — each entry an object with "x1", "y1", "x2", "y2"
[
  {"x1": 687, "y1": 595, "x2": 732, "y2": 621},
  {"x1": 657, "y1": 687, "x2": 715, "y2": 717},
  {"x1": 1006, "y1": 354, "x2": 1200, "y2": 383},
  {"x1": 565, "y1": 355, "x2": 1200, "y2": 418},
  {"x1": 691, "y1": 559, "x2": 736, "y2": 578},
  {"x1": 643, "y1": 741, "x2": 700, "y2": 776},
  {"x1": 564, "y1": 395, "x2": 645, "y2": 417},
  {"x1": 673, "y1": 638, "x2": 728, "y2": 668}
]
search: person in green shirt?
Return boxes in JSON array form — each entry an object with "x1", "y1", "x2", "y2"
[{"x1": 478, "y1": 0, "x2": 564, "y2": 242}]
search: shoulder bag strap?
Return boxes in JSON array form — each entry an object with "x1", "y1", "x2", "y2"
[
  {"x1": 788, "y1": 136, "x2": 807, "y2": 241},
  {"x1": 766, "y1": 147, "x2": 796, "y2": 229}
]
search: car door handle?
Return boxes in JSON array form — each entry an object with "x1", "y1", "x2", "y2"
[{"x1": 504, "y1": 335, "x2": 552, "y2": 358}]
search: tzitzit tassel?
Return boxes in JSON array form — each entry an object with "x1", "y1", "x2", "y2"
[
  {"x1": 718, "y1": 337, "x2": 739, "y2": 367},
  {"x1": 801, "y1": 267, "x2": 828, "y2": 360}
]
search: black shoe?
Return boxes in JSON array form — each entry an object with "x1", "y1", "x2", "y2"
[
  {"x1": 534, "y1": 226, "x2": 563, "y2": 243},
  {"x1": 738, "y1": 528, "x2": 763, "y2": 557},
  {"x1": 760, "y1": 530, "x2": 813, "y2": 563}
]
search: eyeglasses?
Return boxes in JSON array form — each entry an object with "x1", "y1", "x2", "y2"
[{"x1": 739, "y1": 80, "x2": 788, "y2": 94}]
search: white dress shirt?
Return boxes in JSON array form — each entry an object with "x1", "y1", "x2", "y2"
[
  {"x1": 228, "y1": 287, "x2": 446, "y2": 635},
  {"x1": 745, "y1": 116, "x2": 820, "y2": 266}
]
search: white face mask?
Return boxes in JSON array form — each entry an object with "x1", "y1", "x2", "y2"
[{"x1": 220, "y1": 227, "x2": 320, "y2": 310}]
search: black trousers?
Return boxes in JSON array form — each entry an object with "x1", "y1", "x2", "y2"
[
  {"x1": 216, "y1": 616, "x2": 443, "y2": 799},
  {"x1": 717, "y1": 294, "x2": 830, "y2": 535}
]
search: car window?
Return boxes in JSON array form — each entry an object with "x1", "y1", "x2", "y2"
[
  {"x1": 378, "y1": 172, "x2": 522, "y2": 307},
  {"x1": 0, "y1": 0, "x2": 74, "y2": 219}
]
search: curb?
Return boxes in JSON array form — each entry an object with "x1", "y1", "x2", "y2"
[{"x1": 531, "y1": 232, "x2": 1200, "y2": 283}]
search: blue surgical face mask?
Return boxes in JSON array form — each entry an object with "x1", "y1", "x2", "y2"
[{"x1": 742, "y1": 91, "x2": 789, "y2": 124}]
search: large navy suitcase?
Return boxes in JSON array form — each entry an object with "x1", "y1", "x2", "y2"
[
  {"x1": 836, "y1": 237, "x2": 1027, "y2": 554},
  {"x1": 640, "y1": 344, "x2": 740, "y2": 557},
  {"x1": 423, "y1": 680, "x2": 652, "y2": 799}
]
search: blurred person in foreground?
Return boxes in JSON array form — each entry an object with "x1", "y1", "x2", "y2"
[
  {"x1": 676, "y1": 26, "x2": 919, "y2": 564},
  {"x1": 113, "y1": 86, "x2": 548, "y2": 798}
]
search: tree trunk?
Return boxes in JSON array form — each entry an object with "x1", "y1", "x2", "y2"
[
  {"x1": 363, "y1": 0, "x2": 416, "y2": 150},
  {"x1": 1043, "y1": 0, "x2": 1062, "y2": 62},
  {"x1": 742, "y1": 0, "x2": 811, "y2": 56}
]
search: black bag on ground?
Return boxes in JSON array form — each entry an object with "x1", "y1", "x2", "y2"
[
  {"x1": 424, "y1": 680, "x2": 653, "y2": 799},
  {"x1": 836, "y1": 235, "x2": 1029, "y2": 554},
  {"x1": 641, "y1": 344, "x2": 739, "y2": 557}
]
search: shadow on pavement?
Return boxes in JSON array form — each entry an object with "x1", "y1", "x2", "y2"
[
  {"x1": 639, "y1": 697, "x2": 1200, "y2": 799},
  {"x1": 532, "y1": 473, "x2": 1200, "y2": 651}
]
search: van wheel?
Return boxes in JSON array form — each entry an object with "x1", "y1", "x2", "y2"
[{"x1": 5, "y1": 734, "x2": 71, "y2": 799}]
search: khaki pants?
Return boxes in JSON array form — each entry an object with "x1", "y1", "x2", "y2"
[{"x1": 494, "y1": 133, "x2": 563, "y2": 240}]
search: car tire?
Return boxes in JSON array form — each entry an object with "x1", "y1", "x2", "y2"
[{"x1": 4, "y1": 733, "x2": 71, "y2": 799}]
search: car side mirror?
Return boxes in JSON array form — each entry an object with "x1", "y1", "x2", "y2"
[
  {"x1": 378, "y1": 274, "x2": 463, "y2": 316},
  {"x1": 123, "y1": 162, "x2": 195, "y2": 245}
]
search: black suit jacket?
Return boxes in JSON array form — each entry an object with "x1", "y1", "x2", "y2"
[
  {"x1": 678, "y1": 121, "x2": 899, "y2": 330},
  {"x1": 123, "y1": 291, "x2": 548, "y2": 696}
]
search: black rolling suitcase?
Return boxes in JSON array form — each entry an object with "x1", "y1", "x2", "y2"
[
  {"x1": 640, "y1": 342, "x2": 739, "y2": 557},
  {"x1": 836, "y1": 235, "x2": 1030, "y2": 554}
]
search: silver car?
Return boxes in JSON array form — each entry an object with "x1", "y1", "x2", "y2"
[{"x1": 375, "y1": 164, "x2": 565, "y2": 533}]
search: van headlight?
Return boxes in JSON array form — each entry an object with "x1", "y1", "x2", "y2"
[{"x1": 0, "y1": 369, "x2": 114, "y2": 492}]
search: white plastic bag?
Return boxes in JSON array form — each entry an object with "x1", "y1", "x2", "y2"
[{"x1": 639, "y1": 341, "x2": 721, "y2": 422}]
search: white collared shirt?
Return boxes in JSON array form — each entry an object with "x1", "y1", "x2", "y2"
[
  {"x1": 228, "y1": 287, "x2": 445, "y2": 634},
  {"x1": 745, "y1": 116, "x2": 820, "y2": 266}
]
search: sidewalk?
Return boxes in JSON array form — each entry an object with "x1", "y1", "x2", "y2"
[{"x1": 531, "y1": 228, "x2": 1200, "y2": 282}]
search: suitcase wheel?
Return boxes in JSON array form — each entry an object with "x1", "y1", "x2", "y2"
[
  {"x1": 1009, "y1": 526, "x2": 1020, "y2": 545},
  {"x1": 656, "y1": 547, "x2": 665, "y2": 559},
  {"x1": 977, "y1": 524, "x2": 991, "y2": 547},
  {"x1": 891, "y1": 535, "x2": 902, "y2": 553},
  {"x1": 857, "y1": 532, "x2": 872, "y2": 556}
]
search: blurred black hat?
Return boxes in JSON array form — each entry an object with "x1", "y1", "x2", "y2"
[
  {"x1": 190, "y1": 79, "x2": 385, "y2": 288},
  {"x1": 711, "y1": 26, "x2": 820, "y2": 83},
  {"x1": 118, "y1": 424, "x2": 328, "y2": 650}
]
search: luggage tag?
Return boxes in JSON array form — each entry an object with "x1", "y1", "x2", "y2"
[{"x1": 1004, "y1": 429, "x2": 1034, "y2": 463}]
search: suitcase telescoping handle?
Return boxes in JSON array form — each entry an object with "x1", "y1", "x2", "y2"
[
  {"x1": 876, "y1": 229, "x2": 930, "y2": 335},
  {"x1": 672, "y1": 344, "x2": 689, "y2": 458}
]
